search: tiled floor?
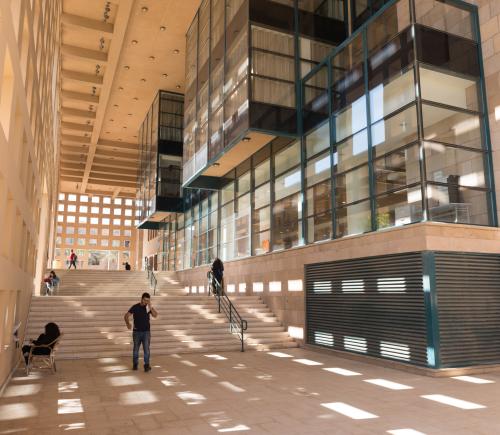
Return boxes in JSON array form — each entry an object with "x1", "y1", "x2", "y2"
[{"x1": 1, "y1": 348, "x2": 499, "y2": 434}]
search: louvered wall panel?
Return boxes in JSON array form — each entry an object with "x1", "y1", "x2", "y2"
[
  {"x1": 435, "y1": 252, "x2": 500, "y2": 367},
  {"x1": 305, "y1": 252, "x2": 428, "y2": 366}
]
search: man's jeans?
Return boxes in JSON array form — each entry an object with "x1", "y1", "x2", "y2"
[{"x1": 132, "y1": 331, "x2": 150, "y2": 366}]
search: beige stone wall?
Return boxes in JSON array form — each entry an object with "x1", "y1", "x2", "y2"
[
  {"x1": 177, "y1": 222, "x2": 500, "y2": 345},
  {"x1": 0, "y1": 0, "x2": 61, "y2": 388}
]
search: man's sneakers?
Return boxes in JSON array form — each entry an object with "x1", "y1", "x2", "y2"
[
  {"x1": 132, "y1": 363, "x2": 138, "y2": 371},
  {"x1": 144, "y1": 364, "x2": 151, "y2": 372}
]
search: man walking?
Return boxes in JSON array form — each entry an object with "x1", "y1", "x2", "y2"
[
  {"x1": 68, "y1": 249, "x2": 77, "y2": 269},
  {"x1": 124, "y1": 292, "x2": 157, "y2": 372}
]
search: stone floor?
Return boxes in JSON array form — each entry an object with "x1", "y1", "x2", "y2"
[{"x1": 1, "y1": 347, "x2": 499, "y2": 434}]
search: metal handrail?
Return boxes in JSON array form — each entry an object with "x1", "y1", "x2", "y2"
[
  {"x1": 146, "y1": 263, "x2": 157, "y2": 296},
  {"x1": 207, "y1": 270, "x2": 248, "y2": 352}
]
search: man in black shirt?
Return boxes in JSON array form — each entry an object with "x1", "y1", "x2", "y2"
[{"x1": 124, "y1": 292, "x2": 158, "y2": 372}]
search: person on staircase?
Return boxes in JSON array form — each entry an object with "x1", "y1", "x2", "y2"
[
  {"x1": 124, "y1": 292, "x2": 158, "y2": 372},
  {"x1": 43, "y1": 270, "x2": 60, "y2": 295},
  {"x1": 211, "y1": 258, "x2": 224, "y2": 296},
  {"x1": 22, "y1": 322, "x2": 61, "y2": 365},
  {"x1": 68, "y1": 250, "x2": 77, "y2": 269}
]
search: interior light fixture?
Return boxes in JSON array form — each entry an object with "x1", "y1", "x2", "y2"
[
  {"x1": 124, "y1": 65, "x2": 130, "y2": 70},
  {"x1": 140, "y1": 78, "x2": 146, "y2": 82},
  {"x1": 113, "y1": 104, "x2": 119, "y2": 108},
  {"x1": 128, "y1": 113, "x2": 133, "y2": 116},
  {"x1": 160, "y1": 26, "x2": 166, "y2": 31},
  {"x1": 149, "y1": 56, "x2": 155, "y2": 61},
  {"x1": 176, "y1": 85, "x2": 181, "y2": 89},
  {"x1": 173, "y1": 49, "x2": 180, "y2": 54},
  {"x1": 162, "y1": 73, "x2": 168, "y2": 78},
  {"x1": 110, "y1": 119, "x2": 114, "y2": 122},
  {"x1": 131, "y1": 40, "x2": 138, "y2": 45},
  {"x1": 118, "y1": 86, "x2": 124, "y2": 91},
  {"x1": 212, "y1": 162, "x2": 220, "y2": 167},
  {"x1": 242, "y1": 137, "x2": 251, "y2": 142},
  {"x1": 133, "y1": 97, "x2": 138, "y2": 101},
  {"x1": 141, "y1": 6, "x2": 148, "y2": 12}
]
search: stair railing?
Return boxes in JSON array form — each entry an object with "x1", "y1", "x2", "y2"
[
  {"x1": 146, "y1": 264, "x2": 157, "y2": 296},
  {"x1": 207, "y1": 271, "x2": 248, "y2": 352}
]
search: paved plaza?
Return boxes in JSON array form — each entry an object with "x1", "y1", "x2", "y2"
[{"x1": 1, "y1": 348, "x2": 499, "y2": 434}]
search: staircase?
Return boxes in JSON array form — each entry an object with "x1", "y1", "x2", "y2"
[
  {"x1": 50, "y1": 269, "x2": 186, "y2": 296},
  {"x1": 26, "y1": 295, "x2": 297, "y2": 359}
]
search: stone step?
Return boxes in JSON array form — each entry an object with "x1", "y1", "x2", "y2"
[
  {"x1": 26, "y1": 324, "x2": 286, "y2": 337},
  {"x1": 56, "y1": 341, "x2": 298, "y2": 360},
  {"x1": 45, "y1": 333, "x2": 292, "y2": 349}
]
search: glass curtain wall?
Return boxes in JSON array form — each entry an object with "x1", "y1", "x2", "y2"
[
  {"x1": 303, "y1": 0, "x2": 494, "y2": 236},
  {"x1": 137, "y1": 91, "x2": 184, "y2": 227},
  {"x1": 156, "y1": 0, "x2": 493, "y2": 272},
  {"x1": 183, "y1": 0, "x2": 347, "y2": 184}
]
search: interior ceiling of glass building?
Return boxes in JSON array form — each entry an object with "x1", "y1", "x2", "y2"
[{"x1": 58, "y1": 0, "x2": 200, "y2": 197}]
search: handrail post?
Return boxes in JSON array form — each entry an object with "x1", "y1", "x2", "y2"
[
  {"x1": 241, "y1": 322, "x2": 244, "y2": 352},
  {"x1": 218, "y1": 294, "x2": 221, "y2": 313},
  {"x1": 229, "y1": 305, "x2": 232, "y2": 333}
]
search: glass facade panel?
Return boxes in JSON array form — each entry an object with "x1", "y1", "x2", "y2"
[
  {"x1": 272, "y1": 193, "x2": 303, "y2": 250},
  {"x1": 376, "y1": 186, "x2": 422, "y2": 228},
  {"x1": 374, "y1": 144, "x2": 420, "y2": 194},
  {"x1": 425, "y1": 142, "x2": 486, "y2": 189},
  {"x1": 415, "y1": 0, "x2": 474, "y2": 40},
  {"x1": 335, "y1": 165, "x2": 370, "y2": 205},
  {"x1": 336, "y1": 200, "x2": 371, "y2": 237},
  {"x1": 422, "y1": 104, "x2": 482, "y2": 149}
]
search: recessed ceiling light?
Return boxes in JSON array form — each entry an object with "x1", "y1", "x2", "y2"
[
  {"x1": 131, "y1": 40, "x2": 138, "y2": 45},
  {"x1": 128, "y1": 113, "x2": 133, "y2": 116},
  {"x1": 110, "y1": 119, "x2": 114, "y2": 122},
  {"x1": 162, "y1": 73, "x2": 168, "y2": 78},
  {"x1": 149, "y1": 56, "x2": 155, "y2": 61},
  {"x1": 176, "y1": 85, "x2": 181, "y2": 89},
  {"x1": 123, "y1": 126, "x2": 127, "y2": 129},
  {"x1": 173, "y1": 49, "x2": 180, "y2": 54},
  {"x1": 105, "y1": 131, "x2": 110, "y2": 134},
  {"x1": 242, "y1": 137, "x2": 251, "y2": 142},
  {"x1": 124, "y1": 65, "x2": 130, "y2": 70},
  {"x1": 118, "y1": 86, "x2": 124, "y2": 91},
  {"x1": 141, "y1": 6, "x2": 148, "y2": 12},
  {"x1": 133, "y1": 97, "x2": 138, "y2": 101},
  {"x1": 113, "y1": 104, "x2": 118, "y2": 108},
  {"x1": 140, "y1": 78, "x2": 146, "y2": 82},
  {"x1": 160, "y1": 26, "x2": 166, "y2": 31},
  {"x1": 118, "y1": 138, "x2": 122, "y2": 141}
]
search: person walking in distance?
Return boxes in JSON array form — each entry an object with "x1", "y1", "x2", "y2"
[
  {"x1": 124, "y1": 292, "x2": 158, "y2": 372},
  {"x1": 68, "y1": 249, "x2": 77, "y2": 269}
]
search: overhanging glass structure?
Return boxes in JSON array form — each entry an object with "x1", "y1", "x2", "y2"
[
  {"x1": 137, "y1": 91, "x2": 184, "y2": 229},
  {"x1": 183, "y1": 0, "x2": 348, "y2": 189},
  {"x1": 304, "y1": 0, "x2": 496, "y2": 232},
  {"x1": 152, "y1": 0, "x2": 495, "y2": 272}
]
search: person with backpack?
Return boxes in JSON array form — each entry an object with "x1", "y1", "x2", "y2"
[
  {"x1": 68, "y1": 249, "x2": 77, "y2": 269},
  {"x1": 211, "y1": 258, "x2": 224, "y2": 295}
]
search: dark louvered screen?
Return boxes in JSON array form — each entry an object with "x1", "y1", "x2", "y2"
[
  {"x1": 305, "y1": 252, "x2": 428, "y2": 366},
  {"x1": 435, "y1": 252, "x2": 500, "y2": 368}
]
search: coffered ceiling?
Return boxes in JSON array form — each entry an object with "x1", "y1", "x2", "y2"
[{"x1": 59, "y1": 0, "x2": 200, "y2": 197}]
